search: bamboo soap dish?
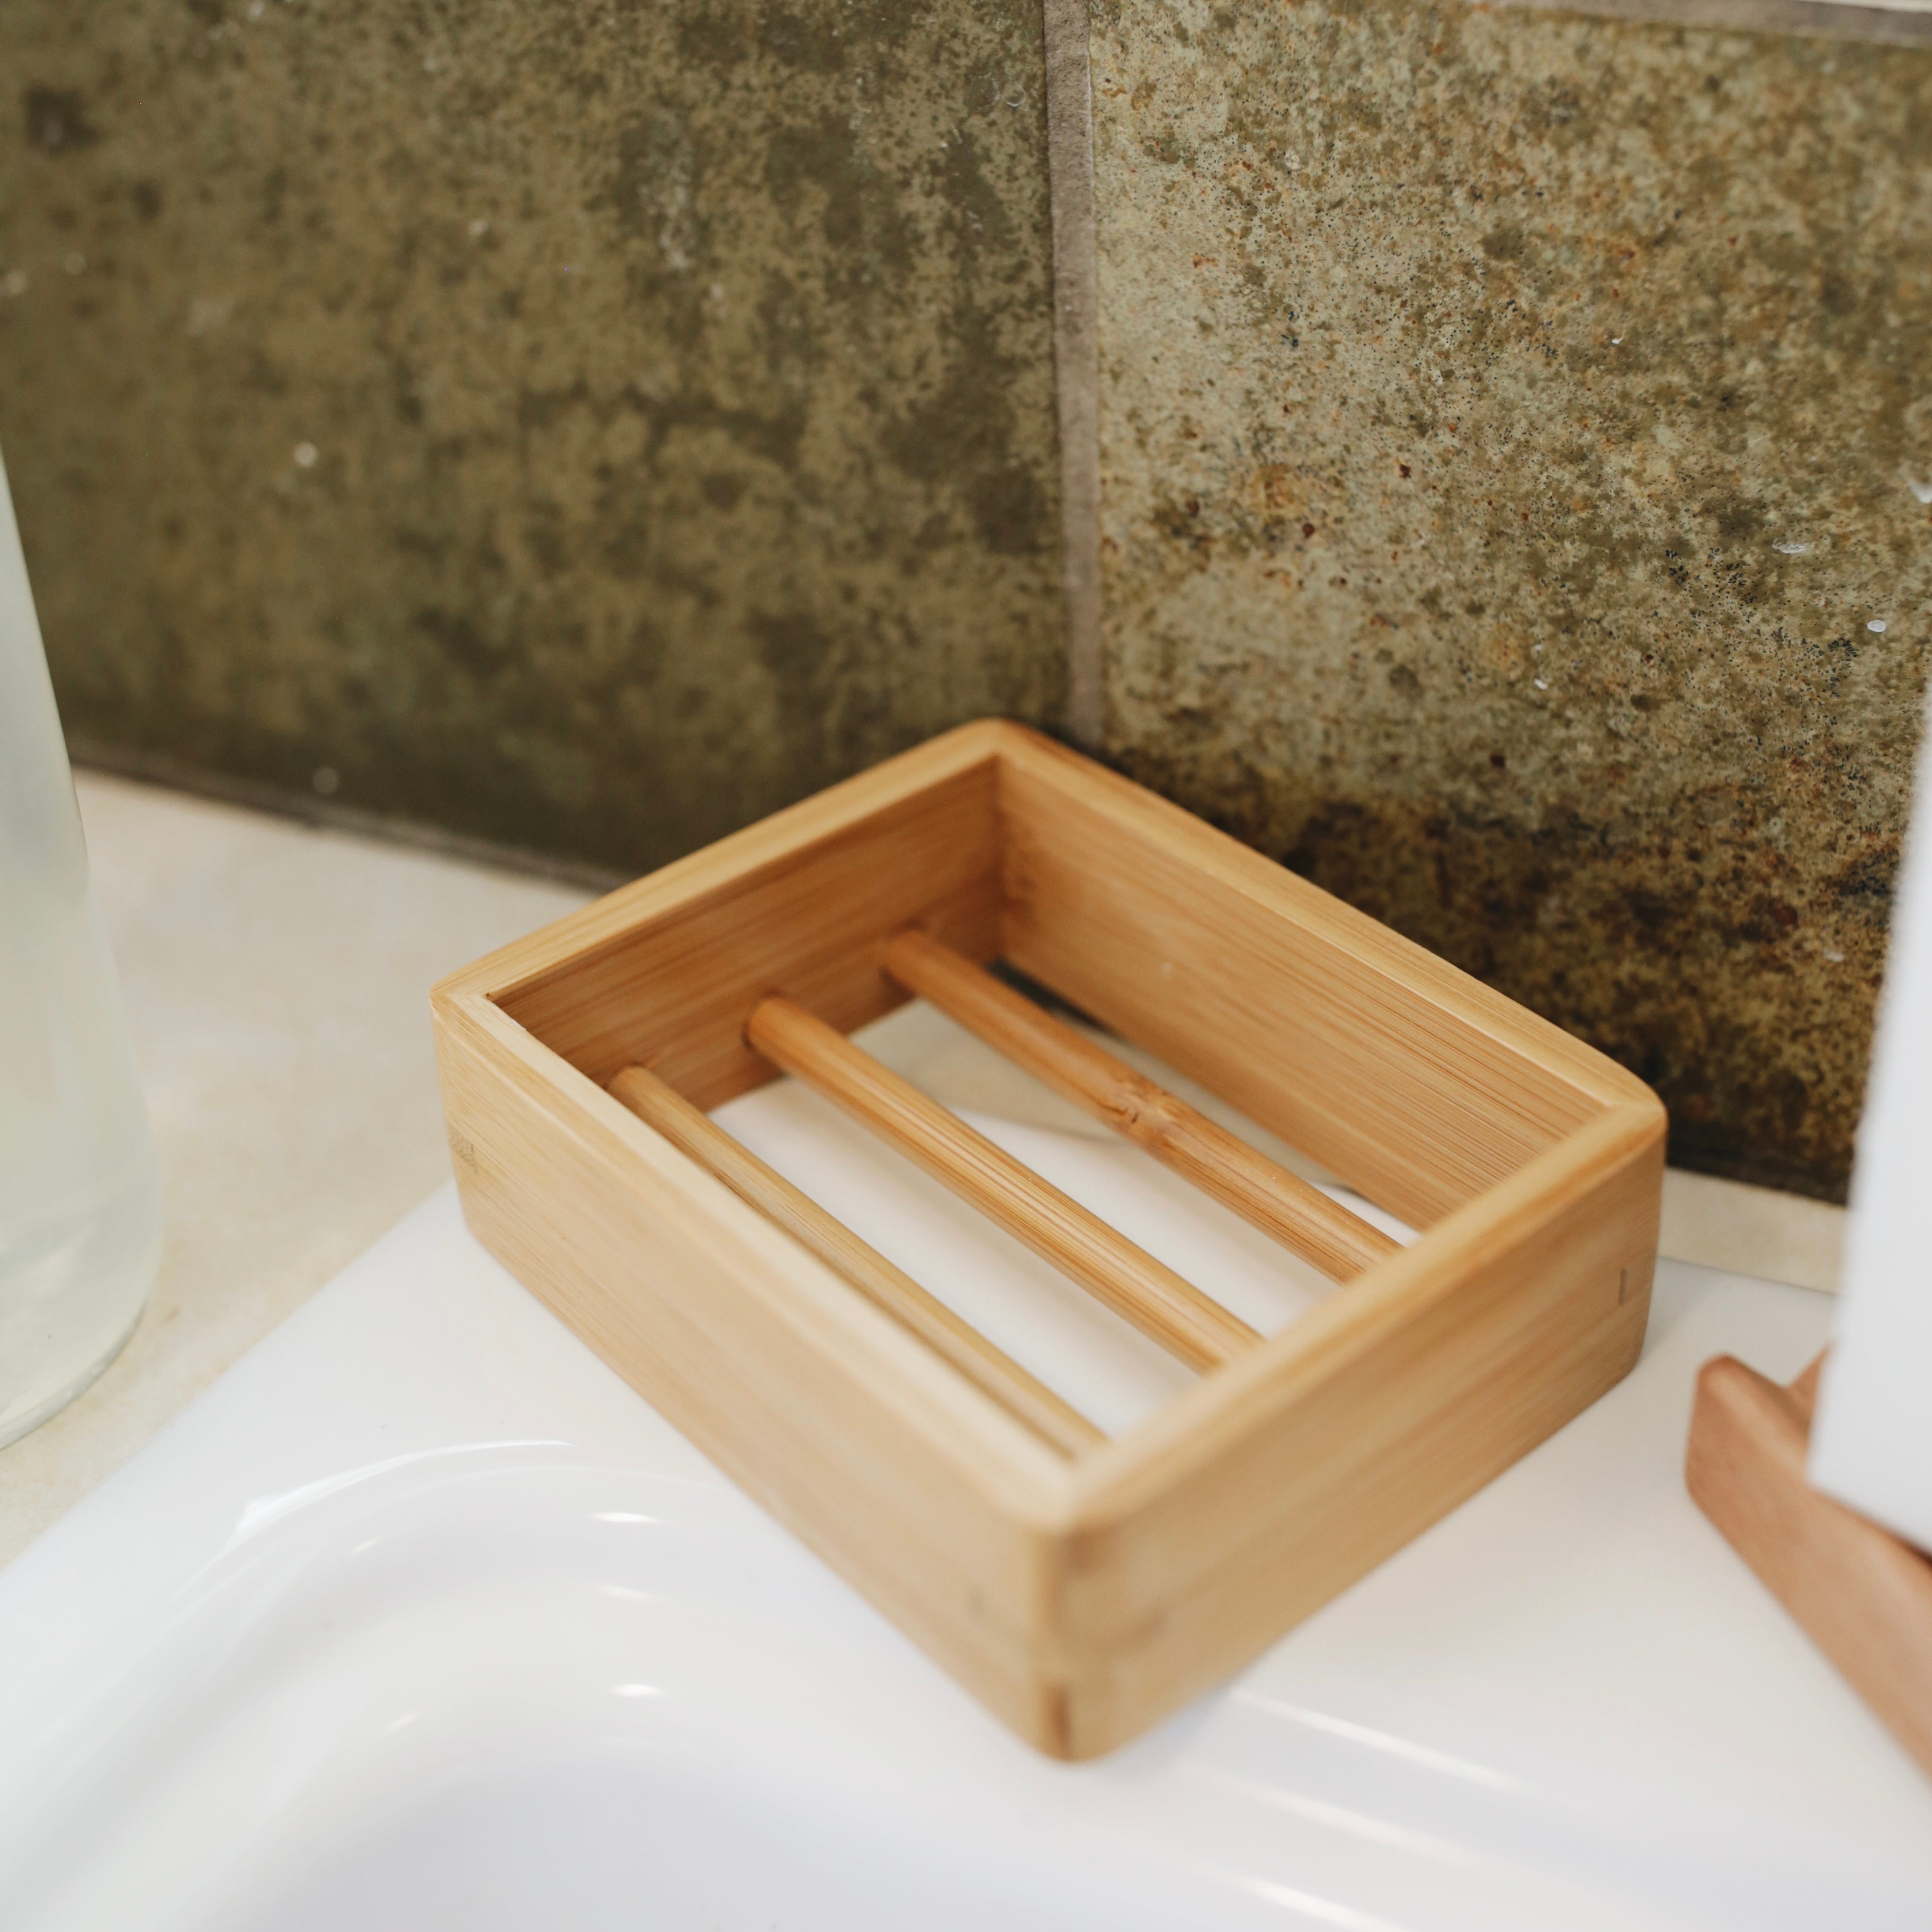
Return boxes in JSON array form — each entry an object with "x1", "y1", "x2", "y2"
[{"x1": 433, "y1": 720, "x2": 1666, "y2": 1758}]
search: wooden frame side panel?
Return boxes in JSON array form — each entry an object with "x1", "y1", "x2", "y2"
[
  {"x1": 499, "y1": 757, "x2": 1001, "y2": 1108},
  {"x1": 442, "y1": 720, "x2": 1010, "y2": 1005},
  {"x1": 1054, "y1": 1105, "x2": 1665, "y2": 1756},
  {"x1": 995, "y1": 727, "x2": 1650, "y2": 1226},
  {"x1": 425, "y1": 725, "x2": 1007, "y2": 1111},
  {"x1": 434, "y1": 989, "x2": 1081, "y2": 1751}
]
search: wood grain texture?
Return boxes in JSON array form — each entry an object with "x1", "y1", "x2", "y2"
[
  {"x1": 607, "y1": 1061, "x2": 1102, "y2": 1457},
  {"x1": 434, "y1": 717, "x2": 1669, "y2": 1757},
  {"x1": 480, "y1": 726, "x2": 1008, "y2": 1108},
  {"x1": 883, "y1": 927, "x2": 1398, "y2": 1281},
  {"x1": 994, "y1": 725, "x2": 1654, "y2": 1229},
  {"x1": 1687, "y1": 1350, "x2": 1932, "y2": 1780},
  {"x1": 745, "y1": 994, "x2": 1260, "y2": 1372},
  {"x1": 435, "y1": 986, "x2": 1084, "y2": 1750},
  {"x1": 1051, "y1": 1100, "x2": 1661, "y2": 1751}
]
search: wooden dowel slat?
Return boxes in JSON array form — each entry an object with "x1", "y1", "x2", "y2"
[
  {"x1": 744, "y1": 996, "x2": 1260, "y2": 1372},
  {"x1": 883, "y1": 928, "x2": 1401, "y2": 1284},
  {"x1": 609, "y1": 1063, "x2": 1103, "y2": 1457}
]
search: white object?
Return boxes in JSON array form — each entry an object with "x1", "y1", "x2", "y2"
[
  {"x1": 0, "y1": 1150, "x2": 1927, "y2": 1928},
  {"x1": 1810, "y1": 696, "x2": 1932, "y2": 1554},
  {"x1": 0, "y1": 446, "x2": 162, "y2": 1448}
]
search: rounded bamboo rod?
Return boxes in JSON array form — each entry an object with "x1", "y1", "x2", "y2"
[
  {"x1": 743, "y1": 996, "x2": 1260, "y2": 1372},
  {"x1": 608, "y1": 1063, "x2": 1103, "y2": 1458},
  {"x1": 882, "y1": 928, "x2": 1400, "y2": 1283}
]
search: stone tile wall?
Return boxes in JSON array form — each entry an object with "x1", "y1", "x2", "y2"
[
  {"x1": 1089, "y1": 0, "x2": 1932, "y2": 1197},
  {"x1": 0, "y1": 0, "x2": 1064, "y2": 868},
  {"x1": 4, "y1": 0, "x2": 1928, "y2": 1197}
]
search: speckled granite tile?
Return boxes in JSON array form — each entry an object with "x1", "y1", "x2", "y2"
[
  {"x1": 0, "y1": 0, "x2": 1063, "y2": 871},
  {"x1": 1090, "y1": 0, "x2": 1932, "y2": 1198}
]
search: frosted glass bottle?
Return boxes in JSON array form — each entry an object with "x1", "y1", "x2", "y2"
[{"x1": 0, "y1": 447, "x2": 162, "y2": 1448}]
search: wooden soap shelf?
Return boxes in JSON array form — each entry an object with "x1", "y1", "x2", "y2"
[
  {"x1": 1688, "y1": 1351, "x2": 1932, "y2": 1779},
  {"x1": 433, "y1": 720, "x2": 1665, "y2": 1757}
]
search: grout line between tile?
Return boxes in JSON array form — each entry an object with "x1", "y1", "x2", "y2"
[{"x1": 1043, "y1": 0, "x2": 1103, "y2": 752}]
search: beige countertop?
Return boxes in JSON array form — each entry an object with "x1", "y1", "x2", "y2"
[{"x1": 0, "y1": 774, "x2": 1847, "y2": 1568}]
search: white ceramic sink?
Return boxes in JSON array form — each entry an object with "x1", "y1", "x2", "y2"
[{"x1": 2, "y1": 1034, "x2": 1929, "y2": 1929}]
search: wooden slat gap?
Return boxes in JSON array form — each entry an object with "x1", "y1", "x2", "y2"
[
  {"x1": 607, "y1": 1063, "x2": 1102, "y2": 1458},
  {"x1": 881, "y1": 927, "x2": 1400, "y2": 1284},
  {"x1": 743, "y1": 993, "x2": 1261, "y2": 1373},
  {"x1": 1062, "y1": 1101, "x2": 1665, "y2": 1523}
]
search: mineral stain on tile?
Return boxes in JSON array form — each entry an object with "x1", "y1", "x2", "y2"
[
  {"x1": 0, "y1": 0, "x2": 1064, "y2": 871},
  {"x1": 1090, "y1": 0, "x2": 1932, "y2": 1198},
  {"x1": 6, "y1": 0, "x2": 1929, "y2": 1204}
]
